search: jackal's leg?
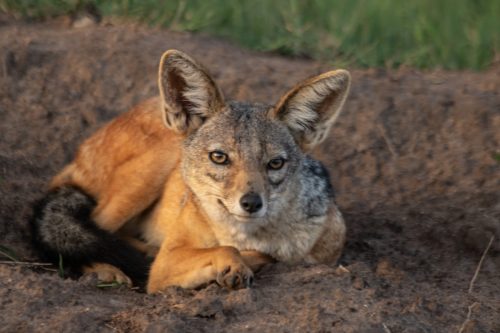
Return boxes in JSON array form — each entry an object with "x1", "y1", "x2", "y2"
[
  {"x1": 306, "y1": 205, "x2": 346, "y2": 264},
  {"x1": 83, "y1": 263, "x2": 132, "y2": 287},
  {"x1": 119, "y1": 235, "x2": 159, "y2": 257},
  {"x1": 92, "y1": 185, "x2": 160, "y2": 233},
  {"x1": 147, "y1": 246, "x2": 254, "y2": 293},
  {"x1": 240, "y1": 250, "x2": 275, "y2": 272},
  {"x1": 91, "y1": 153, "x2": 172, "y2": 232}
]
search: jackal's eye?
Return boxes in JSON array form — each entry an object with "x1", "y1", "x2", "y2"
[
  {"x1": 267, "y1": 157, "x2": 285, "y2": 170},
  {"x1": 209, "y1": 151, "x2": 229, "y2": 165}
]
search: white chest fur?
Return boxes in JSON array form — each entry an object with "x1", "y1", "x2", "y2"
[{"x1": 208, "y1": 210, "x2": 326, "y2": 262}]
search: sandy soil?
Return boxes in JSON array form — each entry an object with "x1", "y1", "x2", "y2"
[{"x1": 0, "y1": 15, "x2": 499, "y2": 332}]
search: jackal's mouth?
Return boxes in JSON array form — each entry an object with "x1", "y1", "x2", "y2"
[{"x1": 217, "y1": 199, "x2": 262, "y2": 221}]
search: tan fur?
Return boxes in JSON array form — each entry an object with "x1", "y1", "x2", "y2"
[
  {"x1": 50, "y1": 50, "x2": 350, "y2": 292},
  {"x1": 82, "y1": 263, "x2": 132, "y2": 286},
  {"x1": 51, "y1": 98, "x2": 183, "y2": 232},
  {"x1": 305, "y1": 205, "x2": 346, "y2": 263}
]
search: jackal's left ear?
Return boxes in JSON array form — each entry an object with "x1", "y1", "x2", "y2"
[
  {"x1": 158, "y1": 50, "x2": 225, "y2": 134},
  {"x1": 271, "y1": 70, "x2": 351, "y2": 150}
]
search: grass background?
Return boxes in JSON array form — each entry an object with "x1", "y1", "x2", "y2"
[{"x1": 1, "y1": 0, "x2": 498, "y2": 70}]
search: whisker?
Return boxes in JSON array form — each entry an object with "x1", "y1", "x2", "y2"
[{"x1": 204, "y1": 192, "x2": 226, "y2": 200}]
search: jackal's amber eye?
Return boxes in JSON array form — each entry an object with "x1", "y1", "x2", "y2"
[
  {"x1": 209, "y1": 151, "x2": 229, "y2": 165},
  {"x1": 268, "y1": 157, "x2": 285, "y2": 170}
]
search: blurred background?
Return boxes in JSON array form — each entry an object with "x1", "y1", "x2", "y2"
[{"x1": 1, "y1": 0, "x2": 498, "y2": 70}]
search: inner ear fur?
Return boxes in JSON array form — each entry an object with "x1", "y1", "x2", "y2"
[
  {"x1": 270, "y1": 70, "x2": 351, "y2": 150},
  {"x1": 158, "y1": 50, "x2": 225, "y2": 134}
]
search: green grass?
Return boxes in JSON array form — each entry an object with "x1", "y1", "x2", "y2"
[
  {"x1": 58, "y1": 253, "x2": 65, "y2": 278},
  {"x1": 0, "y1": 245, "x2": 19, "y2": 262},
  {"x1": 1, "y1": 0, "x2": 498, "y2": 69},
  {"x1": 96, "y1": 281, "x2": 126, "y2": 288}
]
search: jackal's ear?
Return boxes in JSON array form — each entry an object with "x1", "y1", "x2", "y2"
[
  {"x1": 271, "y1": 70, "x2": 351, "y2": 150},
  {"x1": 158, "y1": 50, "x2": 225, "y2": 134}
]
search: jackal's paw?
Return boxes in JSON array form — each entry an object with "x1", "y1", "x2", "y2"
[
  {"x1": 216, "y1": 263, "x2": 254, "y2": 290},
  {"x1": 83, "y1": 263, "x2": 132, "y2": 287}
]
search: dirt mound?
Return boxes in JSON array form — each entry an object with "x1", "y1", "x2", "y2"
[{"x1": 0, "y1": 16, "x2": 499, "y2": 332}]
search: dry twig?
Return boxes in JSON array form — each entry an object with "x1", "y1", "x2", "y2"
[
  {"x1": 377, "y1": 124, "x2": 398, "y2": 158},
  {"x1": 468, "y1": 235, "x2": 494, "y2": 294},
  {"x1": 458, "y1": 302, "x2": 479, "y2": 333}
]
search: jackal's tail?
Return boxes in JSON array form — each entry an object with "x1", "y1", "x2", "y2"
[{"x1": 30, "y1": 186, "x2": 150, "y2": 287}]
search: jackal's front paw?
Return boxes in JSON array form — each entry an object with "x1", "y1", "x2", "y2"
[{"x1": 216, "y1": 263, "x2": 254, "y2": 290}]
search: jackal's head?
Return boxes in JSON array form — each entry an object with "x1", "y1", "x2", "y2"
[{"x1": 158, "y1": 50, "x2": 350, "y2": 230}]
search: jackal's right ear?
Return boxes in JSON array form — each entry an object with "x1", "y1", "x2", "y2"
[{"x1": 158, "y1": 50, "x2": 225, "y2": 134}]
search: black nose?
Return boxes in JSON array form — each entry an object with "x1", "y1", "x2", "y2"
[{"x1": 239, "y1": 192, "x2": 263, "y2": 213}]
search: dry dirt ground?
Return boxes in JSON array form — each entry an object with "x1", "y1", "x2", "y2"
[{"x1": 0, "y1": 15, "x2": 499, "y2": 332}]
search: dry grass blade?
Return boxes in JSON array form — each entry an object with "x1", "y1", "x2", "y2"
[
  {"x1": 0, "y1": 260, "x2": 53, "y2": 266},
  {"x1": 0, "y1": 260, "x2": 58, "y2": 272}
]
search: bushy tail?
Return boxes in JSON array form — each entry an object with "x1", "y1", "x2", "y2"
[{"x1": 30, "y1": 186, "x2": 150, "y2": 288}]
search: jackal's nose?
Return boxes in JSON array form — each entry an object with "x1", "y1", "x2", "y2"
[{"x1": 240, "y1": 192, "x2": 263, "y2": 213}]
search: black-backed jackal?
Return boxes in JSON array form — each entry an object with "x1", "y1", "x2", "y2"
[{"x1": 31, "y1": 50, "x2": 351, "y2": 293}]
